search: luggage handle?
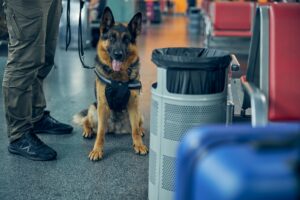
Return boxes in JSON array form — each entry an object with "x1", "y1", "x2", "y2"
[{"x1": 252, "y1": 135, "x2": 300, "y2": 150}]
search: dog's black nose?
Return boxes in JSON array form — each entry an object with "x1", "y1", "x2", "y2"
[{"x1": 113, "y1": 50, "x2": 123, "y2": 61}]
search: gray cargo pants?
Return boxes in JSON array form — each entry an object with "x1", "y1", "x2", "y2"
[{"x1": 2, "y1": 0, "x2": 62, "y2": 142}]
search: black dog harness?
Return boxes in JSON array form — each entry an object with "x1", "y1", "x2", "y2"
[{"x1": 94, "y1": 59, "x2": 142, "y2": 112}]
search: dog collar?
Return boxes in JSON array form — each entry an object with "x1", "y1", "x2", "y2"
[{"x1": 94, "y1": 69, "x2": 142, "y2": 90}]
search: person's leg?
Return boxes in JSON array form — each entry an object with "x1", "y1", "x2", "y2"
[
  {"x1": 3, "y1": 0, "x2": 46, "y2": 142},
  {"x1": 32, "y1": 0, "x2": 62, "y2": 122},
  {"x1": 2, "y1": 0, "x2": 56, "y2": 160},
  {"x1": 31, "y1": 0, "x2": 73, "y2": 134}
]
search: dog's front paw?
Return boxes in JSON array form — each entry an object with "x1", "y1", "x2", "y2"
[
  {"x1": 89, "y1": 149, "x2": 103, "y2": 161},
  {"x1": 134, "y1": 144, "x2": 148, "y2": 155}
]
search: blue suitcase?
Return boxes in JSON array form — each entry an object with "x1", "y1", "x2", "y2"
[{"x1": 176, "y1": 123, "x2": 300, "y2": 200}]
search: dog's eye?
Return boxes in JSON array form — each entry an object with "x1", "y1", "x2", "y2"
[{"x1": 123, "y1": 36, "x2": 130, "y2": 44}]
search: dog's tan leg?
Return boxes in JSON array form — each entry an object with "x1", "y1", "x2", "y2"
[
  {"x1": 128, "y1": 91, "x2": 148, "y2": 155},
  {"x1": 82, "y1": 117, "x2": 94, "y2": 138},
  {"x1": 89, "y1": 81, "x2": 109, "y2": 161},
  {"x1": 139, "y1": 116, "x2": 145, "y2": 137}
]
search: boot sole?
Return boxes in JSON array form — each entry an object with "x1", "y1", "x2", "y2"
[{"x1": 33, "y1": 128, "x2": 73, "y2": 135}]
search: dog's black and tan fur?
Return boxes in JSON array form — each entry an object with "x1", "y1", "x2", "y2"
[{"x1": 73, "y1": 7, "x2": 148, "y2": 161}]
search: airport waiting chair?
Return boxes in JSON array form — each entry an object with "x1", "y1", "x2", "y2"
[
  {"x1": 207, "y1": 2, "x2": 255, "y2": 54},
  {"x1": 241, "y1": 3, "x2": 300, "y2": 126},
  {"x1": 211, "y1": 2, "x2": 253, "y2": 37},
  {"x1": 239, "y1": 5, "x2": 265, "y2": 116}
]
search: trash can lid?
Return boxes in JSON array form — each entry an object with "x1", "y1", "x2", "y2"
[
  {"x1": 189, "y1": 7, "x2": 201, "y2": 13},
  {"x1": 152, "y1": 48, "x2": 232, "y2": 70}
]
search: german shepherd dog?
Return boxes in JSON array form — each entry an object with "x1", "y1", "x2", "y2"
[{"x1": 73, "y1": 7, "x2": 148, "y2": 161}]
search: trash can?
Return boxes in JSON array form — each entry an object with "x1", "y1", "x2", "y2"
[
  {"x1": 151, "y1": 1, "x2": 162, "y2": 24},
  {"x1": 148, "y1": 48, "x2": 232, "y2": 200},
  {"x1": 188, "y1": 7, "x2": 204, "y2": 34}
]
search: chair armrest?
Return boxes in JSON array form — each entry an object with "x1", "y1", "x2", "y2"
[
  {"x1": 241, "y1": 76, "x2": 268, "y2": 127},
  {"x1": 230, "y1": 54, "x2": 240, "y2": 71}
]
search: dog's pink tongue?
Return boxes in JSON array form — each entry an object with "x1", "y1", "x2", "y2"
[{"x1": 112, "y1": 60, "x2": 122, "y2": 72}]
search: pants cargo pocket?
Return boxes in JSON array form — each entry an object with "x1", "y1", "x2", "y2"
[{"x1": 5, "y1": 4, "x2": 42, "y2": 41}]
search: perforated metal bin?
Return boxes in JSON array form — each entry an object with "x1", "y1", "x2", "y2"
[{"x1": 148, "y1": 48, "x2": 232, "y2": 200}]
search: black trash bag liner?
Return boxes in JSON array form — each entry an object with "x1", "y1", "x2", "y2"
[{"x1": 152, "y1": 48, "x2": 231, "y2": 94}]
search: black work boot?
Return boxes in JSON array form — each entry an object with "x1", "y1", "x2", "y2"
[
  {"x1": 33, "y1": 111, "x2": 73, "y2": 134},
  {"x1": 8, "y1": 131, "x2": 57, "y2": 161}
]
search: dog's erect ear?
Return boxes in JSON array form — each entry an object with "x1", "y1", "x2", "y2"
[
  {"x1": 128, "y1": 12, "x2": 142, "y2": 41},
  {"x1": 100, "y1": 7, "x2": 115, "y2": 35}
]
